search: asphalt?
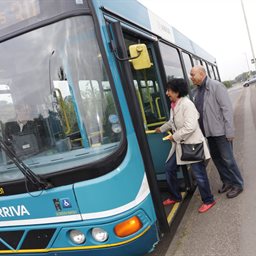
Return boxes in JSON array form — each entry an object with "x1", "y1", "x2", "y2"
[{"x1": 164, "y1": 84, "x2": 256, "y2": 256}]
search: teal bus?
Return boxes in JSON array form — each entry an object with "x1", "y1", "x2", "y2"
[{"x1": 0, "y1": 0, "x2": 219, "y2": 255}]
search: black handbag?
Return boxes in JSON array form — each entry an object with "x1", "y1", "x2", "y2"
[{"x1": 180, "y1": 142, "x2": 204, "y2": 161}]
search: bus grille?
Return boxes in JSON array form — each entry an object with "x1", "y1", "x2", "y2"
[{"x1": 0, "y1": 229, "x2": 56, "y2": 250}]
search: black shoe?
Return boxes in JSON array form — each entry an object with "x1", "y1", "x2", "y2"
[
  {"x1": 218, "y1": 184, "x2": 232, "y2": 193},
  {"x1": 226, "y1": 187, "x2": 243, "y2": 198}
]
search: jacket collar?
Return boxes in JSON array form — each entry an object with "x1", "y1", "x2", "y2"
[
  {"x1": 172, "y1": 96, "x2": 186, "y2": 115},
  {"x1": 195, "y1": 76, "x2": 209, "y2": 91}
]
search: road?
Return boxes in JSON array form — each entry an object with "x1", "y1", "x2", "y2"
[{"x1": 151, "y1": 83, "x2": 256, "y2": 256}]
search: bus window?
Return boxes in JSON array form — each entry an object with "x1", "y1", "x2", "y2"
[
  {"x1": 159, "y1": 43, "x2": 184, "y2": 81},
  {"x1": 182, "y1": 52, "x2": 193, "y2": 86},
  {"x1": 0, "y1": 16, "x2": 123, "y2": 182},
  {"x1": 192, "y1": 57, "x2": 200, "y2": 66},
  {"x1": 208, "y1": 64, "x2": 215, "y2": 79},
  {"x1": 213, "y1": 65, "x2": 220, "y2": 80},
  {"x1": 202, "y1": 61, "x2": 211, "y2": 77}
]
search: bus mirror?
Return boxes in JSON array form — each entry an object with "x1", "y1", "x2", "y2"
[{"x1": 129, "y1": 44, "x2": 152, "y2": 70}]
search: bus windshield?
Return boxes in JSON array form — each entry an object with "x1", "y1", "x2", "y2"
[{"x1": 0, "y1": 15, "x2": 122, "y2": 182}]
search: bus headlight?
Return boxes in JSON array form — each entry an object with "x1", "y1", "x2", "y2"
[
  {"x1": 69, "y1": 230, "x2": 86, "y2": 244},
  {"x1": 91, "y1": 228, "x2": 108, "y2": 242}
]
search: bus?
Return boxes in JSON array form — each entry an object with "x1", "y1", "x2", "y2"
[{"x1": 0, "y1": 1, "x2": 220, "y2": 255}]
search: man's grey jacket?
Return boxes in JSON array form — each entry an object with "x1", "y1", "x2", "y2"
[{"x1": 192, "y1": 77, "x2": 234, "y2": 138}]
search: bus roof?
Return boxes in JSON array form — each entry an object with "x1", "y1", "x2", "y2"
[{"x1": 96, "y1": 0, "x2": 216, "y2": 64}]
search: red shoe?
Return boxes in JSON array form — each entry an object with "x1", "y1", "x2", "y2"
[
  {"x1": 163, "y1": 198, "x2": 178, "y2": 206},
  {"x1": 198, "y1": 201, "x2": 216, "y2": 213}
]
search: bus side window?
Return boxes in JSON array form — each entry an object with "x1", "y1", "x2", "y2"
[
  {"x1": 192, "y1": 57, "x2": 200, "y2": 66},
  {"x1": 159, "y1": 43, "x2": 184, "y2": 80},
  {"x1": 182, "y1": 52, "x2": 193, "y2": 87},
  {"x1": 208, "y1": 64, "x2": 215, "y2": 79},
  {"x1": 213, "y1": 65, "x2": 220, "y2": 80},
  {"x1": 201, "y1": 60, "x2": 210, "y2": 77}
]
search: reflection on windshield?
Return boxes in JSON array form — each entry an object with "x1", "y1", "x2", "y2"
[{"x1": 0, "y1": 16, "x2": 122, "y2": 182}]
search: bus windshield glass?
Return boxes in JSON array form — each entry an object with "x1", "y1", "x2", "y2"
[{"x1": 0, "y1": 15, "x2": 122, "y2": 182}]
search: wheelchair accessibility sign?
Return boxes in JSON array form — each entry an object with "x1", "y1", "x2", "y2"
[{"x1": 61, "y1": 198, "x2": 72, "y2": 208}]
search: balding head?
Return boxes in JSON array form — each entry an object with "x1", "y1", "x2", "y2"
[
  {"x1": 193, "y1": 65, "x2": 206, "y2": 74},
  {"x1": 190, "y1": 65, "x2": 207, "y2": 86}
]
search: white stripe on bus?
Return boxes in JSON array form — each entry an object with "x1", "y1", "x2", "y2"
[
  {"x1": 82, "y1": 174, "x2": 150, "y2": 219},
  {"x1": 0, "y1": 174, "x2": 150, "y2": 227}
]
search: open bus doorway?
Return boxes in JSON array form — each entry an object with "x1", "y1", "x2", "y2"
[{"x1": 122, "y1": 32, "x2": 195, "y2": 228}]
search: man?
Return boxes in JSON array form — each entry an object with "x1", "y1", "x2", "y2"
[
  {"x1": 4, "y1": 104, "x2": 40, "y2": 158},
  {"x1": 190, "y1": 65, "x2": 243, "y2": 198}
]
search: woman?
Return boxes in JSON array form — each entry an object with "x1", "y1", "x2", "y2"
[{"x1": 155, "y1": 78, "x2": 215, "y2": 213}]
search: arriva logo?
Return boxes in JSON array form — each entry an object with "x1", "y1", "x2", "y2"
[{"x1": 0, "y1": 205, "x2": 30, "y2": 217}]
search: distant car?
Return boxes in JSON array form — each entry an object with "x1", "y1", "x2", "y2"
[{"x1": 243, "y1": 76, "x2": 256, "y2": 87}]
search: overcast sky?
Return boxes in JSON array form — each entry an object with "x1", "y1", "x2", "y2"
[{"x1": 137, "y1": 0, "x2": 256, "y2": 81}]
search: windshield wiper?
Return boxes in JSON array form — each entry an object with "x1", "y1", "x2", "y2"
[{"x1": 0, "y1": 138, "x2": 53, "y2": 190}]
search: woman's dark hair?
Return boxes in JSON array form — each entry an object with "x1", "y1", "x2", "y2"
[{"x1": 166, "y1": 78, "x2": 188, "y2": 97}]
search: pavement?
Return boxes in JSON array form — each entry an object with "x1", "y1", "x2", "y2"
[{"x1": 164, "y1": 85, "x2": 256, "y2": 256}]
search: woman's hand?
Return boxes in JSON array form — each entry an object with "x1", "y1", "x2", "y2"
[
  {"x1": 155, "y1": 127, "x2": 161, "y2": 133},
  {"x1": 162, "y1": 134, "x2": 174, "y2": 141}
]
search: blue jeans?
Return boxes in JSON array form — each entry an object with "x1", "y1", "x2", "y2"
[
  {"x1": 165, "y1": 153, "x2": 214, "y2": 204},
  {"x1": 207, "y1": 136, "x2": 243, "y2": 188}
]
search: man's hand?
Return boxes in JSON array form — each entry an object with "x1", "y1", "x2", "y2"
[{"x1": 226, "y1": 137, "x2": 234, "y2": 142}]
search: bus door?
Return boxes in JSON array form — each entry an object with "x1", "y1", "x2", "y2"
[
  {"x1": 109, "y1": 21, "x2": 189, "y2": 230},
  {"x1": 124, "y1": 35, "x2": 171, "y2": 182},
  {"x1": 124, "y1": 35, "x2": 191, "y2": 219}
]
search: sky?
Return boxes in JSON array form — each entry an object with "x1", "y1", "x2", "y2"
[{"x1": 137, "y1": 0, "x2": 256, "y2": 81}]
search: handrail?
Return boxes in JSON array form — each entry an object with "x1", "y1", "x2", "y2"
[
  {"x1": 147, "y1": 121, "x2": 165, "y2": 127},
  {"x1": 155, "y1": 97, "x2": 165, "y2": 120},
  {"x1": 136, "y1": 89, "x2": 147, "y2": 128},
  {"x1": 145, "y1": 130, "x2": 156, "y2": 134}
]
